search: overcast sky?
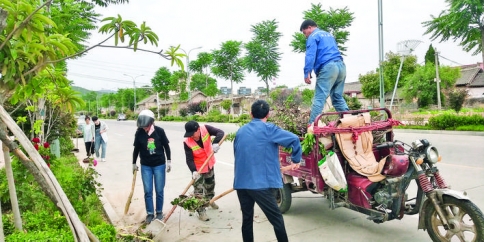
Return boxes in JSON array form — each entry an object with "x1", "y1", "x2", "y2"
[{"x1": 66, "y1": 0, "x2": 482, "y2": 92}]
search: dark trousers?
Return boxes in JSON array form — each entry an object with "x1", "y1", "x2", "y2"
[
  {"x1": 84, "y1": 141, "x2": 94, "y2": 156},
  {"x1": 236, "y1": 189, "x2": 288, "y2": 242}
]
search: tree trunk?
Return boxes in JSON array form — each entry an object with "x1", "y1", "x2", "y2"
[{"x1": 0, "y1": 105, "x2": 90, "y2": 242}]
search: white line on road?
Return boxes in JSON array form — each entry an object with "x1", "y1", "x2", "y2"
[{"x1": 217, "y1": 160, "x2": 234, "y2": 167}]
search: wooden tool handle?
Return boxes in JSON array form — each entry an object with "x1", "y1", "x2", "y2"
[
  {"x1": 164, "y1": 134, "x2": 227, "y2": 223},
  {"x1": 124, "y1": 169, "x2": 137, "y2": 215},
  {"x1": 209, "y1": 188, "x2": 234, "y2": 204}
]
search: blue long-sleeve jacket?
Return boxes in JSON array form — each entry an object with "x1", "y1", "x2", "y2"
[
  {"x1": 303, "y1": 28, "x2": 342, "y2": 78},
  {"x1": 233, "y1": 119, "x2": 302, "y2": 190}
]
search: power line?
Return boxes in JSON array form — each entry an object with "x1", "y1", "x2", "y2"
[
  {"x1": 437, "y1": 54, "x2": 463, "y2": 66},
  {"x1": 69, "y1": 62, "x2": 156, "y2": 75},
  {"x1": 69, "y1": 73, "x2": 151, "y2": 86}
]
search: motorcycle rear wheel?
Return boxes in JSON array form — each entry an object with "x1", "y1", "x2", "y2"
[
  {"x1": 424, "y1": 196, "x2": 484, "y2": 242},
  {"x1": 276, "y1": 183, "x2": 292, "y2": 214}
]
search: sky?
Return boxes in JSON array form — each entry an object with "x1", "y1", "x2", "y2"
[{"x1": 66, "y1": 0, "x2": 482, "y2": 92}]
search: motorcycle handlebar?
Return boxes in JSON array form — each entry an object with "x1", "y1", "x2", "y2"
[{"x1": 376, "y1": 142, "x2": 393, "y2": 149}]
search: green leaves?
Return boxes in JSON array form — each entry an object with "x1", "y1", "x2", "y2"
[
  {"x1": 422, "y1": 0, "x2": 484, "y2": 60},
  {"x1": 171, "y1": 195, "x2": 208, "y2": 211},
  {"x1": 245, "y1": 19, "x2": 282, "y2": 96},
  {"x1": 290, "y1": 3, "x2": 354, "y2": 55},
  {"x1": 164, "y1": 45, "x2": 186, "y2": 71},
  {"x1": 211, "y1": 40, "x2": 245, "y2": 92}
]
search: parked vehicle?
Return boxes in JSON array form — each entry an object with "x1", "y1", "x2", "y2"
[
  {"x1": 117, "y1": 114, "x2": 126, "y2": 121},
  {"x1": 278, "y1": 108, "x2": 484, "y2": 242}
]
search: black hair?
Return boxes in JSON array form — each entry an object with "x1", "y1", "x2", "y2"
[
  {"x1": 300, "y1": 19, "x2": 317, "y2": 31},
  {"x1": 85, "y1": 116, "x2": 90, "y2": 121},
  {"x1": 251, "y1": 100, "x2": 270, "y2": 119},
  {"x1": 92, "y1": 116, "x2": 99, "y2": 121}
]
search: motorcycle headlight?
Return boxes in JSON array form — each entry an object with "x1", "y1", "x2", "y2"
[{"x1": 425, "y1": 146, "x2": 439, "y2": 164}]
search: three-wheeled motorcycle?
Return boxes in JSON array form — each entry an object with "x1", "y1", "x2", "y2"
[{"x1": 278, "y1": 108, "x2": 484, "y2": 242}]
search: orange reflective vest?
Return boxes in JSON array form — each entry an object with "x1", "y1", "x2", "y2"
[{"x1": 184, "y1": 125, "x2": 215, "y2": 173}]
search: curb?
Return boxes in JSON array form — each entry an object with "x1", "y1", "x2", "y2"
[
  {"x1": 393, "y1": 129, "x2": 484, "y2": 136},
  {"x1": 99, "y1": 194, "x2": 120, "y2": 225}
]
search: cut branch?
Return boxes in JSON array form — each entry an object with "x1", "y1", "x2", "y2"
[
  {"x1": 0, "y1": 105, "x2": 90, "y2": 241},
  {"x1": 98, "y1": 45, "x2": 170, "y2": 59}
]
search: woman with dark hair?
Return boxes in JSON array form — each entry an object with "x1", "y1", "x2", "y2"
[{"x1": 82, "y1": 116, "x2": 95, "y2": 157}]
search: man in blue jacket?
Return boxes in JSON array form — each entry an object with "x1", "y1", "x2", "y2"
[
  {"x1": 301, "y1": 19, "x2": 349, "y2": 124},
  {"x1": 233, "y1": 100, "x2": 302, "y2": 242}
]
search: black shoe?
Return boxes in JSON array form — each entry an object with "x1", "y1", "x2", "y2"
[
  {"x1": 155, "y1": 212, "x2": 164, "y2": 221},
  {"x1": 145, "y1": 214, "x2": 154, "y2": 224}
]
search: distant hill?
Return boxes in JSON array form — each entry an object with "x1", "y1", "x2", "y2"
[{"x1": 72, "y1": 86, "x2": 116, "y2": 96}]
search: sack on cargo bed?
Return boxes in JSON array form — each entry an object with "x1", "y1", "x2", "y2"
[{"x1": 318, "y1": 151, "x2": 347, "y2": 192}]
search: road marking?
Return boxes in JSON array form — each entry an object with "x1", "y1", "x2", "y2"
[
  {"x1": 217, "y1": 160, "x2": 234, "y2": 167},
  {"x1": 439, "y1": 163, "x2": 484, "y2": 170}
]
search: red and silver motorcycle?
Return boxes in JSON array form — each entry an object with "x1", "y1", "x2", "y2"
[{"x1": 278, "y1": 108, "x2": 484, "y2": 242}]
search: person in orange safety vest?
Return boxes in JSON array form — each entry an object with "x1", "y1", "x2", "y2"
[{"x1": 184, "y1": 120, "x2": 224, "y2": 221}]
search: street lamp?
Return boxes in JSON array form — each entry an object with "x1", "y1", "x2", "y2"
[
  {"x1": 123, "y1": 74, "x2": 144, "y2": 112},
  {"x1": 180, "y1": 46, "x2": 202, "y2": 102}
]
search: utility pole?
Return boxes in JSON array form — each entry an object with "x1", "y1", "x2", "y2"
[
  {"x1": 378, "y1": 0, "x2": 385, "y2": 108},
  {"x1": 434, "y1": 48, "x2": 442, "y2": 110},
  {"x1": 124, "y1": 74, "x2": 144, "y2": 112},
  {"x1": 180, "y1": 46, "x2": 202, "y2": 103}
]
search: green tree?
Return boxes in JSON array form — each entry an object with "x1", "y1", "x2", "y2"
[
  {"x1": 220, "y1": 99, "x2": 232, "y2": 114},
  {"x1": 359, "y1": 71, "x2": 380, "y2": 106},
  {"x1": 402, "y1": 64, "x2": 460, "y2": 108},
  {"x1": 383, "y1": 51, "x2": 418, "y2": 91},
  {"x1": 290, "y1": 3, "x2": 354, "y2": 54},
  {"x1": 212, "y1": 40, "x2": 245, "y2": 95},
  {"x1": 422, "y1": 0, "x2": 484, "y2": 63},
  {"x1": 151, "y1": 67, "x2": 173, "y2": 101},
  {"x1": 170, "y1": 70, "x2": 188, "y2": 101},
  {"x1": 189, "y1": 52, "x2": 214, "y2": 89},
  {"x1": 424, "y1": 44, "x2": 436, "y2": 65},
  {"x1": 190, "y1": 73, "x2": 218, "y2": 97},
  {"x1": 245, "y1": 19, "x2": 282, "y2": 97}
]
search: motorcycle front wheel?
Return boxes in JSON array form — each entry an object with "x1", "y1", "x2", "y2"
[{"x1": 424, "y1": 196, "x2": 484, "y2": 242}]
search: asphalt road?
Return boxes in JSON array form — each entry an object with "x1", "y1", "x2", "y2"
[{"x1": 72, "y1": 120, "x2": 484, "y2": 242}]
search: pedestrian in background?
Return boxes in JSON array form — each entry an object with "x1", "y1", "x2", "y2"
[
  {"x1": 301, "y1": 19, "x2": 349, "y2": 124},
  {"x1": 183, "y1": 120, "x2": 224, "y2": 221},
  {"x1": 92, "y1": 116, "x2": 108, "y2": 162},
  {"x1": 133, "y1": 110, "x2": 172, "y2": 224},
  {"x1": 82, "y1": 116, "x2": 95, "y2": 157},
  {"x1": 233, "y1": 100, "x2": 302, "y2": 242}
]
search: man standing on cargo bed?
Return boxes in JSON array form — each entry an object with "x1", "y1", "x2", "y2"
[
  {"x1": 301, "y1": 19, "x2": 349, "y2": 124},
  {"x1": 233, "y1": 100, "x2": 302, "y2": 242}
]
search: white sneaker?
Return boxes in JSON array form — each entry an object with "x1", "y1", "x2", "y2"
[{"x1": 102, "y1": 158, "x2": 106, "y2": 162}]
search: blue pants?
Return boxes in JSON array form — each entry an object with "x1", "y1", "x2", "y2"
[
  {"x1": 94, "y1": 134, "x2": 107, "y2": 159},
  {"x1": 141, "y1": 164, "x2": 166, "y2": 215},
  {"x1": 309, "y1": 60, "x2": 349, "y2": 124},
  {"x1": 237, "y1": 189, "x2": 288, "y2": 242}
]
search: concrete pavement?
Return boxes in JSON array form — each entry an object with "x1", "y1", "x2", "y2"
[{"x1": 70, "y1": 122, "x2": 484, "y2": 241}]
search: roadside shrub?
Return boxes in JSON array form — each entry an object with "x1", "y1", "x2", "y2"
[
  {"x1": 179, "y1": 107, "x2": 188, "y2": 117},
  {"x1": 428, "y1": 113, "x2": 484, "y2": 130},
  {"x1": 447, "y1": 89, "x2": 467, "y2": 113},
  {"x1": 0, "y1": 154, "x2": 114, "y2": 240}
]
